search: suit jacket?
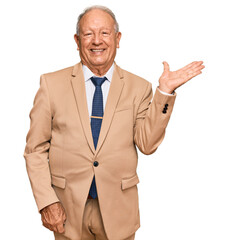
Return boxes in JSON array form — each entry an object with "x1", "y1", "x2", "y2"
[{"x1": 24, "y1": 61, "x2": 176, "y2": 240}]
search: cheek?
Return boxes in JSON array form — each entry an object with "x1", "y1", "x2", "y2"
[
  {"x1": 104, "y1": 39, "x2": 117, "y2": 51},
  {"x1": 80, "y1": 39, "x2": 91, "y2": 49},
  {"x1": 79, "y1": 46, "x2": 90, "y2": 57}
]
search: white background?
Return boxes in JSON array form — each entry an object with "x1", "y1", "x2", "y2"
[{"x1": 1, "y1": 0, "x2": 227, "y2": 239}]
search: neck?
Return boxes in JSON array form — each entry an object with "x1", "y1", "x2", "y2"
[{"x1": 82, "y1": 61, "x2": 113, "y2": 76}]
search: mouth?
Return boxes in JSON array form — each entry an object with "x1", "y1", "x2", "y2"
[{"x1": 90, "y1": 49, "x2": 106, "y2": 53}]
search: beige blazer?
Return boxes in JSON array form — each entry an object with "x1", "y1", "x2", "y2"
[{"x1": 24, "y1": 62, "x2": 176, "y2": 240}]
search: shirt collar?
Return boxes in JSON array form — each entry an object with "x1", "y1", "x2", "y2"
[{"x1": 82, "y1": 63, "x2": 114, "y2": 82}]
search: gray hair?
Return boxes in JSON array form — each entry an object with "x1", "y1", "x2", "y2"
[{"x1": 76, "y1": 5, "x2": 119, "y2": 35}]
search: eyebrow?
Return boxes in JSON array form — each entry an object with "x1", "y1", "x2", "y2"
[{"x1": 82, "y1": 26, "x2": 113, "y2": 32}]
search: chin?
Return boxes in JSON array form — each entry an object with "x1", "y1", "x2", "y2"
[{"x1": 90, "y1": 59, "x2": 107, "y2": 67}]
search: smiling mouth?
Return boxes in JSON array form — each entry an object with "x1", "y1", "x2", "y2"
[{"x1": 90, "y1": 49, "x2": 105, "y2": 52}]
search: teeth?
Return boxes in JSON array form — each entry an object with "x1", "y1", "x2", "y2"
[{"x1": 91, "y1": 49, "x2": 104, "y2": 52}]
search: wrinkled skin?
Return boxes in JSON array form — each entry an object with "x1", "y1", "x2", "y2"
[
  {"x1": 159, "y1": 61, "x2": 205, "y2": 93},
  {"x1": 41, "y1": 202, "x2": 66, "y2": 233},
  {"x1": 74, "y1": 8, "x2": 121, "y2": 76}
]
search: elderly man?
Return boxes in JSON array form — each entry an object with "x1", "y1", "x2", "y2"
[{"x1": 24, "y1": 5, "x2": 205, "y2": 240}]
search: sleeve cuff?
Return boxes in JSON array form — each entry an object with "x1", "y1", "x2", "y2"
[{"x1": 157, "y1": 87, "x2": 175, "y2": 96}]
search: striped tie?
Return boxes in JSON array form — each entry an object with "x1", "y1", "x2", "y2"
[{"x1": 89, "y1": 76, "x2": 107, "y2": 199}]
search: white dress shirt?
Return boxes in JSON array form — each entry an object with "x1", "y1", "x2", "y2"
[{"x1": 82, "y1": 63, "x2": 173, "y2": 122}]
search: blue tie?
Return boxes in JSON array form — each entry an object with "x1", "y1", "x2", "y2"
[{"x1": 89, "y1": 76, "x2": 107, "y2": 199}]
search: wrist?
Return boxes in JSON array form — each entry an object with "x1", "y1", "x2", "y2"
[{"x1": 158, "y1": 85, "x2": 173, "y2": 94}]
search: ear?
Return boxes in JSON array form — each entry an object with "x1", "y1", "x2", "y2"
[
  {"x1": 116, "y1": 32, "x2": 122, "y2": 48},
  {"x1": 74, "y1": 34, "x2": 80, "y2": 51}
]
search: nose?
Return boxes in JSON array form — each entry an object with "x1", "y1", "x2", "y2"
[{"x1": 92, "y1": 33, "x2": 102, "y2": 45}]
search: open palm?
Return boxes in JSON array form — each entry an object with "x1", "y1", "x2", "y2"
[{"x1": 159, "y1": 61, "x2": 205, "y2": 94}]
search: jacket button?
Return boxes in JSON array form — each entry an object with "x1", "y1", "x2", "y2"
[
  {"x1": 93, "y1": 161, "x2": 99, "y2": 167},
  {"x1": 165, "y1": 104, "x2": 169, "y2": 108},
  {"x1": 162, "y1": 109, "x2": 167, "y2": 114}
]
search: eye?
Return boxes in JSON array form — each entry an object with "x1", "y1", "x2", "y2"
[
  {"x1": 102, "y1": 31, "x2": 109, "y2": 36},
  {"x1": 84, "y1": 32, "x2": 92, "y2": 36}
]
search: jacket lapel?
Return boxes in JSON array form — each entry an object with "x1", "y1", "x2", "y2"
[
  {"x1": 71, "y1": 62, "x2": 96, "y2": 155},
  {"x1": 70, "y1": 62, "x2": 125, "y2": 157},
  {"x1": 94, "y1": 62, "x2": 124, "y2": 157}
]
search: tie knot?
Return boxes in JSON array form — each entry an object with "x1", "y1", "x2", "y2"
[{"x1": 91, "y1": 76, "x2": 107, "y2": 87}]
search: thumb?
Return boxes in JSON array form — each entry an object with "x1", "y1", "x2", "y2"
[{"x1": 162, "y1": 61, "x2": 170, "y2": 72}]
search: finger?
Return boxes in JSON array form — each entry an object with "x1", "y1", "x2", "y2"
[
  {"x1": 42, "y1": 216, "x2": 58, "y2": 232},
  {"x1": 180, "y1": 64, "x2": 205, "y2": 75},
  {"x1": 56, "y1": 223, "x2": 65, "y2": 233},
  {"x1": 185, "y1": 64, "x2": 205, "y2": 76},
  {"x1": 41, "y1": 217, "x2": 49, "y2": 229},
  {"x1": 163, "y1": 61, "x2": 170, "y2": 72},
  {"x1": 194, "y1": 64, "x2": 205, "y2": 72},
  {"x1": 52, "y1": 226, "x2": 58, "y2": 232},
  {"x1": 181, "y1": 61, "x2": 203, "y2": 71},
  {"x1": 186, "y1": 70, "x2": 202, "y2": 81},
  {"x1": 189, "y1": 62, "x2": 204, "y2": 72},
  {"x1": 43, "y1": 222, "x2": 54, "y2": 232},
  {"x1": 177, "y1": 70, "x2": 201, "y2": 85},
  {"x1": 180, "y1": 61, "x2": 197, "y2": 71}
]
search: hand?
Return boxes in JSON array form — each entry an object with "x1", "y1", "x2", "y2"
[
  {"x1": 158, "y1": 61, "x2": 205, "y2": 94},
  {"x1": 41, "y1": 202, "x2": 67, "y2": 233}
]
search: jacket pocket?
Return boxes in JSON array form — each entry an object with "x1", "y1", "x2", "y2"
[
  {"x1": 121, "y1": 173, "x2": 140, "y2": 190},
  {"x1": 51, "y1": 175, "x2": 66, "y2": 189},
  {"x1": 115, "y1": 105, "x2": 132, "y2": 113}
]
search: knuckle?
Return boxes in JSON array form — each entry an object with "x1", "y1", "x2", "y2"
[{"x1": 55, "y1": 218, "x2": 62, "y2": 224}]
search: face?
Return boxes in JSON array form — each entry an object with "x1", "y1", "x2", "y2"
[{"x1": 74, "y1": 9, "x2": 121, "y2": 73}]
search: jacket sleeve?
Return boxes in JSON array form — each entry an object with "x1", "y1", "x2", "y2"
[
  {"x1": 23, "y1": 74, "x2": 60, "y2": 213},
  {"x1": 133, "y1": 82, "x2": 176, "y2": 155}
]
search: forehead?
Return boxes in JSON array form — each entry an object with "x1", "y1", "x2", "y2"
[{"x1": 79, "y1": 9, "x2": 115, "y2": 31}]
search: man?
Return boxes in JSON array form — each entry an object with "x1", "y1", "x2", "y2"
[{"x1": 23, "y1": 5, "x2": 205, "y2": 240}]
